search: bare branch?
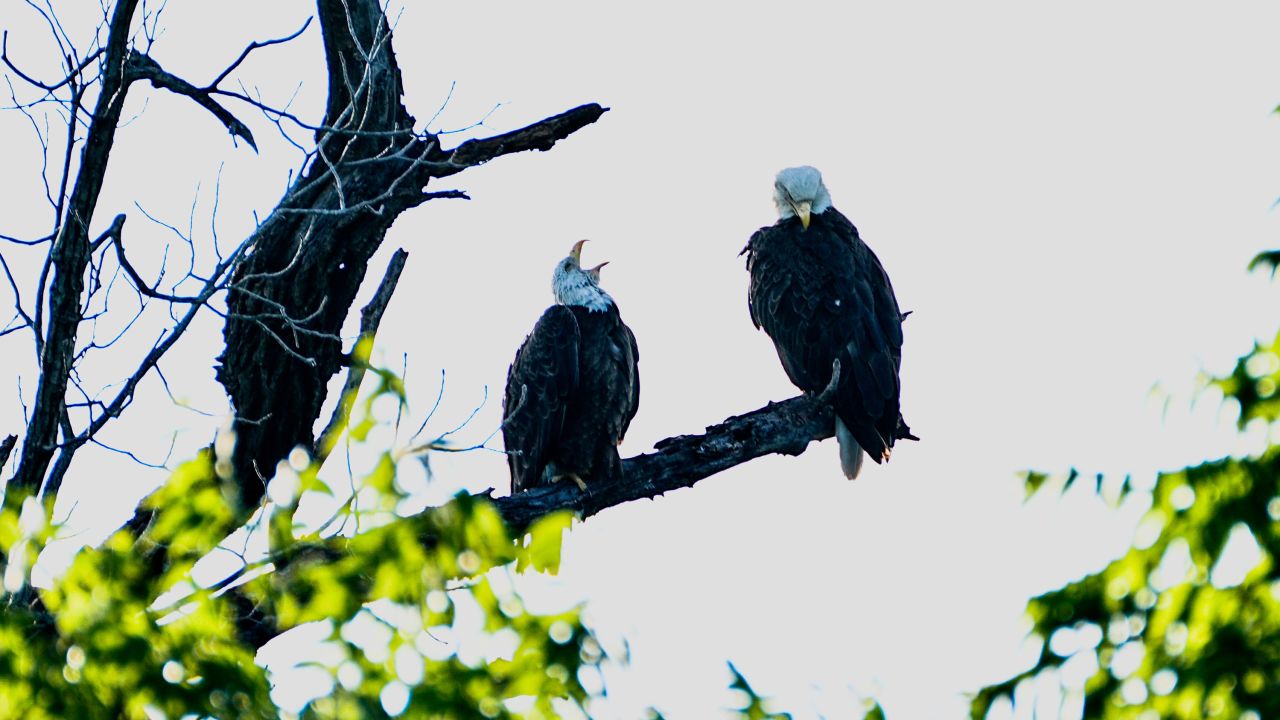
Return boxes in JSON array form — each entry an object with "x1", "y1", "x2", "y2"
[
  {"x1": 417, "y1": 386, "x2": 490, "y2": 451},
  {"x1": 0, "y1": 252, "x2": 35, "y2": 338},
  {"x1": 41, "y1": 234, "x2": 253, "y2": 501},
  {"x1": 410, "y1": 370, "x2": 447, "y2": 442},
  {"x1": 0, "y1": 233, "x2": 55, "y2": 246},
  {"x1": 104, "y1": 214, "x2": 206, "y2": 304},
  {"x1": 217, "y1": 0, "x2": 608, "y2": 513},
  {"x1": 205, "y1": 17, "x2": 313, "y2": 90},
  {"x1": 315, "y1": 249, "x2": 408, "y2": 463},
  {"x1": 399, "y1": 188, "x2": 469, "y2": 210},
  {"x1": 0, "y1": 30, "x2": 103, "y2": 93},
  {"x1": 227, "y1": 313, "x2": 320, "y2": 367},
  {"x1": 87, "y1": 212, "x2": 124, "y2": 252},
  {"x1": 89, "y1": 434, "x2": 171, "y2": 470},
  {"x1": 429, "y1": 103, "x2": 608, "y2": 178},
  {"x1": 124, "y1": 51, "x2": 257, "y2": 151}
]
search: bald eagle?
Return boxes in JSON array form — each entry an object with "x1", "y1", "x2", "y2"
[
  {"x1": 503, "y1": 240, "x2": 640, "y2": 493},
  {"x1": 743, "y1": 166, "x2": 915, "y2": 479}
]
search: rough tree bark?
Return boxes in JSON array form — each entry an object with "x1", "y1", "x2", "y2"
[{"x1": 215, "y1": 0, "x2": 605, "y2": 511}]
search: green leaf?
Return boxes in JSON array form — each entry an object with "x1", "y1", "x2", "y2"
[
  {"x1": 1023, "y1": 470, "x2": 1049, "y2": 500},
  {"x1": 516, "y1": 511, "x2": 574, "y2": 575}
]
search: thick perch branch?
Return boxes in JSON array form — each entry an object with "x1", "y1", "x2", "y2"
[
  {"x1": 494, "y1": 359, "x2": 843, "y2": 534},
  {"x1": 494, "y1": 395, "x2": 835, "y2": 535}
]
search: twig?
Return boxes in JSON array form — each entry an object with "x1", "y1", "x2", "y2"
[
  {"x1": 1, "y1": 30, "x2": 103, "y2": 92},
  {"x1": 104, "y1": 215, "x2": 205, "y2": 303},
  {"x1": 204, "y1": 17, "x2": 313, "y2": 90},
  {"x1": 430, "y1": 386, "x2": 488, "y2": 446},
  {"x1": 41, "y1": 234, "x2": 253, "y2": 501},
  {"x1": 411, "y1": 369, "x2": 447, "y2": 442}
]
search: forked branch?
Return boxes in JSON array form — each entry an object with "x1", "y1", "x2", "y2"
[{"x1": 125, "y1": 51, "x2": 257, "y2": 151}]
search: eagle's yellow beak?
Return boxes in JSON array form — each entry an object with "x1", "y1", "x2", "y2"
[
  {"x1": 794, "y1": 201, "x2": 812, "y2": 230},
  {"x1": 570, "y1": 239, "x2": 588, "y2": 264}
]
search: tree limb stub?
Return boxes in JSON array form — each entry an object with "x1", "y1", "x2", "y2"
[
  {"x1": 0, "y1": 435, "x2": 16, "y2": 475},
  {"x1": 430, "y1": 104, "x2": 609, "y2": 178}
]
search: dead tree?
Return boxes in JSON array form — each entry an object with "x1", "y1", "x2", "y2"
[{"x1": 0, "y1": 0, "x2": 852, "y2": 653}]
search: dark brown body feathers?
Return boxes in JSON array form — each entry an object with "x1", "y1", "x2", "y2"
[
  {"x1": 744, "y1": 208, "x2": 914, "y2": 465},
  {"x1": 504, "y1": 304, "x2": 639, "y2": 493}
]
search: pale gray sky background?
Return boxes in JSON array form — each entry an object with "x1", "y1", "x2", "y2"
[{"x1": 3, "y1": 1, "x2": 1280, "y2": 718}]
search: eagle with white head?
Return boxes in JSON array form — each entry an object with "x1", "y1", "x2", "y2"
[
  {"x1": 743, "y1": 166, "x2": 916, "y2": 478},
  {"x1": 503, "y1": 240, "x2": 640, "y2": 492}
]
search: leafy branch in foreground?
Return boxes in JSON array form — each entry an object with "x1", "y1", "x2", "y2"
[{"x1": 0, "y1": 371, "x2": 596, "y2": 719}]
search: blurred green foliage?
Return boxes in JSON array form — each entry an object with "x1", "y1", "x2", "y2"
[
  {"x1": 972, "y1": 254, "x2": 1280, "y2": 720},
  {"x1": 0, "y1": 363, "x2": 601, "y2": 719},
  {"x1": 728, "y1": 662, "x2": 793, "y2": 720},
  {"x1": 0, "y1": 451, "x2": 600, "y2": 719}
]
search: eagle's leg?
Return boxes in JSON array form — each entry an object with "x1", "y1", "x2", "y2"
[{"x1": 551, "y1": 472, "x2": 589, "y2": 492}]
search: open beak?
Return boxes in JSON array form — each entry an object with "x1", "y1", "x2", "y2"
[
  {"x1": 570, "y1": 239, "x2": 588, "y2": 264},
  {"x1": 586, "y1": 260, "x2": 608, "y2": 281},
  {"x1": 793, "y1": 201, "x2": 812, "y2": 230}
]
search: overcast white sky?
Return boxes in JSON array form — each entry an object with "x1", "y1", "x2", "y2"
[{"x1": 3, "y1": 1, "x2": 1280, "y2": 718}]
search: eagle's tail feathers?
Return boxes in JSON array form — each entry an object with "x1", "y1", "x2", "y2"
[{"x1": 835, "y1": 417, "x2": 866, "y2": 480}]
